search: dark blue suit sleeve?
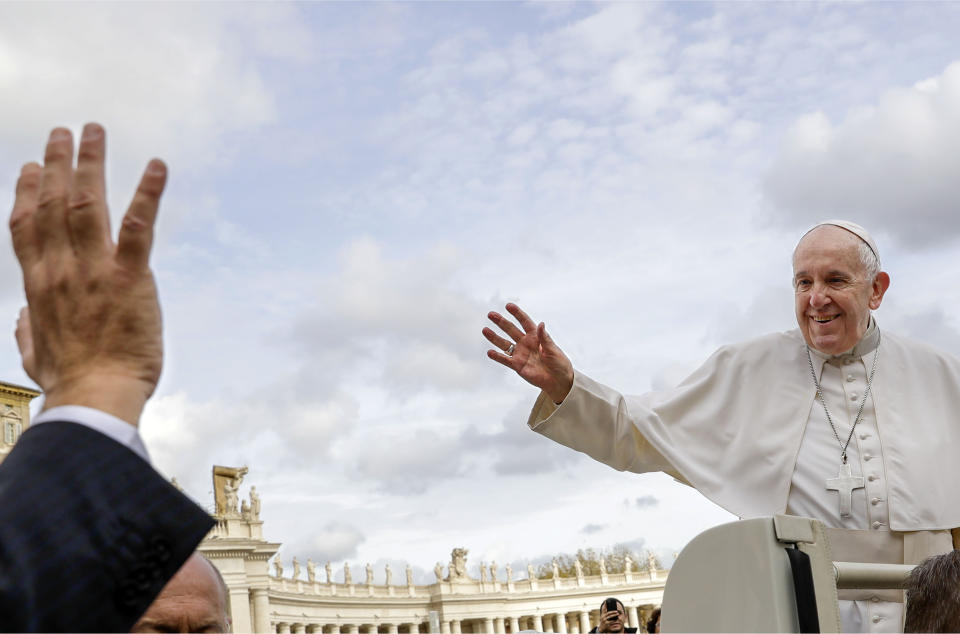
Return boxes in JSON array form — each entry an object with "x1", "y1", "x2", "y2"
[{"x1": 0, "y1": 421, "x2": 214, "y2": 632}]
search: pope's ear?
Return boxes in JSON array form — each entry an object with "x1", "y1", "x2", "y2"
[{"x1": 869, "y1": 272, "x2": 890, "y2": 309}]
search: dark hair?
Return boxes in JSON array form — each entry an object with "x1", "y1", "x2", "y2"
[
  {"x1": 646, "y1": 607, "x2": 661, "y2": 634},
  {"x1": 905, "y1": 551, "x2": 960, "y2": 632},
  {"x1": 600, "y1": 597, "x2": 624, "y2": 613}
]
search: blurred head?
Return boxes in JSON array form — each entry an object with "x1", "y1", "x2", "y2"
[
  {"x1": 130, "y1": 553, "x2": 231, "y2": 633},
  {"x1": 646, "y1": 607, "x2": 661, "y2": 634},
  {"x1": 904, "y1": 551, "x2": 960, "y2": 632},
  {"x1": 793, "y1": 222, "x2": 889, "y2": 355},
  {"x1": 598, "y1": 598, "x2": 626, "y2": 633}
]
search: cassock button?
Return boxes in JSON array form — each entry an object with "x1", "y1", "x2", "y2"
[
  {"x1": 846, "y1": 374, "x2": 856, "y2": 382},
  {"x1": 871, "y1": 497, "x2": 881, "y2": 505},
  {"x1": 868, "y1": 474, "x2": 878, "y2": 481},
  {"x1": 843, "y1": 358, "x2": 853, "y2": 365},
  {"x1": 850, "y1": 393, "x2": 858, "y2": 401},
  {"x1": 872, "y1": 521, "x2": 884, "y2": 529},
  {"x1": 863, "y1": 453, "x2": 872, "y2": 461},
  {"x1": 872, "y1": 615, "x2": 882, "y2": 623},
  {"x1": 871, "y1": 596, "x2": 880, "y2": 603},
  {"x1": 859, "y1": 433, "x2": 869, "y2": 440}
]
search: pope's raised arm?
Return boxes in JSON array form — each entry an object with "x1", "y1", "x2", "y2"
[{"x1": 483, "y1": 302, "x2": 574, "y2": 404}]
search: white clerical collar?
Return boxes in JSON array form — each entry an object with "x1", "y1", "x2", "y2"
[{"x1": 808, "y1": 316, "x2": 880, "y2": 364}]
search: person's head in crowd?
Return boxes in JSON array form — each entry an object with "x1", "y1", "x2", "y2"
[
  {"x1": 904, "y1": 550, "x2": 960, "y2": 633},
  {"x1": 597, "y1": 597, "x2": 627, "y2": 633},
  {"x1": 130, "y1": 553, "x2": 231, "y2": 633},
  {"x1": 646, "y1": 607, "x2": 661, "y2": 634}
]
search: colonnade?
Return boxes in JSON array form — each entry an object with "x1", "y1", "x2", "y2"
[{"x1": 272, "y1": 605, "x2": 661, "y2": 634}]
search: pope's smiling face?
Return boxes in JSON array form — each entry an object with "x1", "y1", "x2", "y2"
[{"x1": 793, "y1": 226, "x2": 890, "y2": 355}]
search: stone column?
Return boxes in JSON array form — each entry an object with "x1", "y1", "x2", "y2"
[
  {"x1": 293, "y1": 625, "x2": 306, "y2": 634},
  {"x1": 227, "y1": 587, "x2": 253, "y2": 634},
  {"x1": 407, "y1": 623, "x2": 420, "y2": 634},
  {"x1": 441, "y1": 621, "x2": 451, "y2": 634},
  {"x1": 484, "y1": 618, "x2": 494, "y2": 633},
  {"x1": 509, "y1": 617, "x2": 520, "y2": 633},
  {"x1": 626, "y1": 606, "x2": 639, "y2": 630},
  {"x1": 532, "y1": 615, "x2": 544, "y2": 632},
  {"x1": 252, "y1": 589, "x2": 271, "y2": 634},
  {"x1": 555, "y1": 614, "x2": 567, "y2": 634},
  {"x1": 494, "y1": 618, "x2": 505, "y2": 633},
  {"x1": 579, "y1": 612, "x2": 590, "y2": 634},
  {"x1": 347, "y1": 626, "x2": 359, "y2": 634},
  {"x1": 330, "y1": 626, "x2": 342, "y2": 634},
  {"x1": 387, "y1": 626, "x2": 398, "y2": 634},
  {"x1": 279, "y1": 625, "x2": 291, "y2": 634},
  {"x1": 568, "y1": 615, "x2": 579, "y2": 634},
  {"x1": 451, "y1": 620, "x2": 462, "y2": 634}
]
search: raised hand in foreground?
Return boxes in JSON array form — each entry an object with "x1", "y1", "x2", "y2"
[
  {"x1": 483, "y1": 302, "x2": 574, "y2": 404},
  {"x1": 10, "y1": 124, "x2": 167, "y2": 426}
]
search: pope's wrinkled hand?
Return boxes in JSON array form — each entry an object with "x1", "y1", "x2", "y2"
[
  {"x1": 483, "y1": 302, "x2": 574, "y2": 404},
  {"x1": 10, "y1": 124, "x2": 167, "y2": 426}
]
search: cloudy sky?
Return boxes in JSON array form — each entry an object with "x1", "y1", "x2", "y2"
[{"x1": 3, "y1": 2, "x2": 960, "y2": 584}]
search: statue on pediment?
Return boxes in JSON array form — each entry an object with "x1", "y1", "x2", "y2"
[
  {"x1": 447, "y1": 547, "x2": 470, "y2": 581},
  {"x1": 249, "y1": 486, "x2": 261, "y2": 520},
  {"x1": 212, "y1": 465, "x2": 247, "y2": 518}
]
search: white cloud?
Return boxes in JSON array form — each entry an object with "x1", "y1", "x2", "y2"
[
  {"x1": 285, "y1": 522, "x2": 367, "y2": 565},
  {"x1": 764, "y1": 60, "x2": 960, "y2": 246}
]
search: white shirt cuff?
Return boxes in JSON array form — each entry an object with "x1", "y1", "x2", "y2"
[{"x1": 32, "y1": 405, "x2": 151, "y2": 463}]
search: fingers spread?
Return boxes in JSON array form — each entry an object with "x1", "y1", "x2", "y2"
[
  {"x1": 506, "y1": 302, "x2": 537, "y2": 332},
  {"x1": 117, "y1": 159, "x2": 166, "y2": 271},
  {"x1": 68, "y1": 123, "x2": 110, "y2": 260},
  {"x1": 482, "y1": 326, "x2": 514, "y2": 352},
  {"x1": 488, "y1": 310, "x2": 524, "y2": 342},
  {"x1": 9, "y1": 163, "x2": 42, "y2": 266},
  {"x1": 35, "y1": 127, "x2": 74, "y2": 254}
]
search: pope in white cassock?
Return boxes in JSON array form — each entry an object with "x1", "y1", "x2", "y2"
[{"x1": 483, "y1": 221, "x2": 960, "y2": 634}]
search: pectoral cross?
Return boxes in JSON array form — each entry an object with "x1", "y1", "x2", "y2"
[{"x1": 826, "y1": 462, "x2": 864, "y2": 518}]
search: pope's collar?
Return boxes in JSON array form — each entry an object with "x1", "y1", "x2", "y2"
[{"x1": 807, "y1": 316, "x2": 880, "y2": 364}]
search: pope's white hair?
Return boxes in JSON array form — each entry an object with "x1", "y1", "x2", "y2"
[{"x1": 857, "y1": 240, "x2": 881, "y2": 281}]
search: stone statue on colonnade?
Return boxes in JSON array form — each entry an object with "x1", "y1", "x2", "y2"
[
  {"x1": 446, "y1": 547, "x2": 471, "y2": 582},
  {"x1": 212, "y1": 465, "x2": 248, "y2": 518}
]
